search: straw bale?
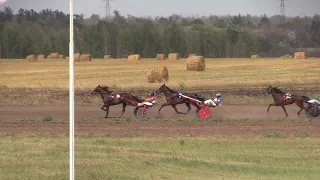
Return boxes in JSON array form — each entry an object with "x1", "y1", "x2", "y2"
[
  {"x1": 38, "y1": 55, "x2": 45, "y2": 60},
  {"x1": 156, "y1": 54, "x2": 166, "y2": 60},
  {"x1": 294, "y1": 52, "x2": 306, "y2": 59},
  {"x1": 128, "y1": 54, "x2": 141, "y2": 61},
  {"x1": 168, "y1": 53, "x2": 180, "y2": 60},
  {"x1": 79, "y1": 54, "x2": 92, "y2": 61},
  {"x1": 58, "y1": 55, "x2": 65, "y2": 59},
  {"x1": 147, "y1": 66, "x2": 169, "y2": 83},
  {"x1": 26, "y1": 54, "x2": 38, "y2": 62},
  {"x1": 186, "y1": 56, "x2": 206, "y2": 71},
  {"x1": 251, "y1": 54, "x2": 260, "y2": 59},
  {"x1": 74, "y1": 53, "x2": 81, "y2": 61},
  {"x1": 104, "y1": 55, "x2": 112, "y2": 59},
  {"x1": 47, "y1": 52, "x2": 59, "y2": 59}
]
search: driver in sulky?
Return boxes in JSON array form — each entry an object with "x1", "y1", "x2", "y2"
[
  {"x1": 143, "y1": 91, "x2": 156, "y2": 104},
  {"x1": 204, "y1": 93, "x2": 222, "y2": 107}
]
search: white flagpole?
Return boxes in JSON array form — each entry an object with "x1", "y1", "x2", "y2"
[{"x1": 69, "y1": 0, "x2": 75, "y2": 180}]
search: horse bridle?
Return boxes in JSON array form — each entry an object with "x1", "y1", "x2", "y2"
[{"x1": 266, "y1": 87, "x2": 272, "y2": 94}]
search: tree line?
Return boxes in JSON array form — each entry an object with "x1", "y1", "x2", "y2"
[{"x1": 0, "y1": 7, "x2": 319, "y2": 59}]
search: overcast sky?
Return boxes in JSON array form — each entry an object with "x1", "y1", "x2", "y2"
[{"x1": 0, "y1": 0, "x2": 319, "y2": 18}]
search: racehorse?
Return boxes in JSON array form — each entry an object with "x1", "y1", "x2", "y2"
[
  {"x1": 91, "y1": 85, "x2": 143, "y2": 118},
  {"x1": 264, "y1": 85, "x2": 309, "y2": 117},
  {"x1": 154, "y1": 83, "x2": 205, "y2": 115}
]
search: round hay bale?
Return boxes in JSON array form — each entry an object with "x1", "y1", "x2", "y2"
[
  {"x1": 58, "y1": 55, "x2": 65, "y2": 59},
  {"x1": 147, "y1": 66, "x2": 169, "y2": 83},
  {"x1": 168, "y1": 53, "x2": 180, "y2": 60},
  {"x1": 294, "y1": 52, "x2": 306, "y2": 59},
  {"x1": 156, "y1": 54, "x2": 166, "y2": 60},
  {"x1": 38, "y1": 55, "x2": 45, "y2": 60},
  {"x1": 251, "y1": 54, "x2": 260, "y2": 59},
  {"x1": 186, "y1": 56, "x2": 206, "y2": 71},
  {"x1": 104, "y1": 55, "x2": 112, "y2": 59},
  {"x1": 26, "y1": 54, "x2": 38, "y2": 62},
  {"x1": 47, "y1": 52, "x2": 59, "y2": 59},
  {"x1": 128, "y1": 54, "x2": 141, "y2": 61},
  {"x1": 74, "y1": 53, "x2": 81, "y2": 61},
  {"x1": 79, "y1": 54, "x2": 92, "y2": 61}
]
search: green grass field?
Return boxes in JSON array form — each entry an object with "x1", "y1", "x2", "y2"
[
  {"x1": 1, "y1": 134, "x2": 320, "y2": 180},
  {"x1": 1, "y1": 58, "x2": 319, "y2": 90}
]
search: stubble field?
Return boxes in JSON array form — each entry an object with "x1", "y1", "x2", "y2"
[{"x1": 0, "y1": 58, "x2": 320, "y2": 179}]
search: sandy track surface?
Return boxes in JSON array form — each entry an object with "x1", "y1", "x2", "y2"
[{"x1": 0, "y1": 105, "x2": 319, "y2": 136}]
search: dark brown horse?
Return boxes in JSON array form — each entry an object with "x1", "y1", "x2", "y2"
[
  {"x1": 91, "y1": 85, "x2": 143, "y2": 118},
  {"x1": 264, "y1": 86, "x2": 309, "y2": 117},
  {"x1": 154, "y1": 83, "x2": 204, "y2": 114}
]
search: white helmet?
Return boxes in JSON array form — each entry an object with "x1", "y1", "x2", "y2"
[{"x1": 216, "y1": 93, "x2": 222, "y2": 97}]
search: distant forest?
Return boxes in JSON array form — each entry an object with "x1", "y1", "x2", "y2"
[{"x1": 0, "y1": 7, "x2": 319, "y2": 59}]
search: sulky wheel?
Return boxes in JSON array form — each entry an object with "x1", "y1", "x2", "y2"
[
  {"x1": 306, "y1": 105, "x2": 320, "y2": 118},
  {"x1": 136, "y1": 107, "x2": 149, "y2": 119},
  {"x1": 197, "y1": 106, "x2": 211, "y2": 119}
]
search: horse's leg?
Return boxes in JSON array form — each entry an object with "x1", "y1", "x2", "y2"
[
  {"x1": 101, "y1": 105, "x2": 106, "y2": 111},
  {"x1": 119, "y1": 103, "x2": 126, "y2": 118},
  {"x1": 185, "y1": 102, "x2": 192, "y2": 114},
  {"x1": 172, "y1": 105, "x2": 186, "y2": 114},
  {"x1": 297, "y1": 106, "x2": 304, "y2": 116},
  {"x1": 158, "y1": 103, "x2": 169, "y2": 113},
  {"x1": 296, "y1": 101, "x2": 306, "y2": 116},
  {"x1": 267, "y1": 103, "x2": 274, "y2": 112},
  {"x1": 281, "y1": 105, "x2": 288, "y2": 117},
  {"x1": 104, "y1": 105, "x2": 110, "y2": 118}
]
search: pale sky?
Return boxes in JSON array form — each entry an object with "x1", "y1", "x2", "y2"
[{"x1": 0, "y1": 0, "x2": 319, "y2": 18}]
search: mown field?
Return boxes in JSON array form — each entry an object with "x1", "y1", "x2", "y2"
[
  {"x1": 1, "y1": 134, "x2": 320, "y2": 180},
  {"x1": 1, "y1": 58, "x2": 320, "y2": 90},
  {"x1": 1, "y1": 58, "x2": 319, "y2": 180}
]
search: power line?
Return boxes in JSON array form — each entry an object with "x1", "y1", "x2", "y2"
[
  {"x1": 279, "y1": 0, "x2": 287, "y2": 16},
  {"x1": 102, "y1": 0, "x2": 112, "y2": 19}
]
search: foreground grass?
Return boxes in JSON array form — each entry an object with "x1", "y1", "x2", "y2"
[
  {"x1": 1, "y1": 134, "x2": 320, "y2": 180},
  {"x1": 1, "y1": 58, "x2": 320, "y2": 89}
]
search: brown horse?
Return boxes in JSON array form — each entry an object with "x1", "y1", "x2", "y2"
[
  {"x1": 91, "y1": 85, "x2": 143, "y2": 118},
  {"x1": 154, "y1": 83, "x2": 204, "y2": 115},
  {"x1": 264, "y1": 86, "x2": 309, "y2": 117}
]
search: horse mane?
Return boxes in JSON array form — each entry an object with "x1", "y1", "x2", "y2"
[
  {"x1": 163, "y1": 85, "x2": 178, "y2": 93},
  {"x1": 272, "y1": 87, "x2": 285, "y2": 94},
  {"x1": 101, "y1": 86, "x2": 112, "y2": 93}
]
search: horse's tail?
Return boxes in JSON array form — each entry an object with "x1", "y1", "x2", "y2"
[{"x1": 301, "y1": 95, "x2": 310, "y2": 103}]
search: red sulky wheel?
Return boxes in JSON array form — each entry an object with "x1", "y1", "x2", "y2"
[
  {"x1": 136, "y1": 106, "x2": 149, "y2": 119},
  {"x1": 198, "y1": 106, "x2": 211, "y2": 119}
]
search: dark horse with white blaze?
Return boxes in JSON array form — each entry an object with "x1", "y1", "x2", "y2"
[
  {"x1": 91, "y1": 85, "x2": 144, "y2": 118},
  {"x1": 154, "y1": 83, "x2": 205, "y2": 114},
  {"x1": 264, "y1": 86, "x2": 309, "y2": 117}
]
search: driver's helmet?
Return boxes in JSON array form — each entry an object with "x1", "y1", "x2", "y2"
[{"x1": 215, "y1": 93, "x2": 222, "y2": 103}]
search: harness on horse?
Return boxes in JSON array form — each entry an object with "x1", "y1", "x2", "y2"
[
  {"x1": 283, "y1": 94, "x2": 292, "y2": 101},
  {"x1": 109, "y1": 94, "x2": 120, "y2": 99}
]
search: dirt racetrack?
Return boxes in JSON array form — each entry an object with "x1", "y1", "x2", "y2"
[{"x1": 0, "y1": 105, "x2": 319, "y2": 137}]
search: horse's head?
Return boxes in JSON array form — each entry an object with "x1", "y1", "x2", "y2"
[
  {"x1": 91, "y1": 85, "x2": 107, "y2": 95},
  {"x1": 154, "y1": 83, "x2": 167, "y2": 95},
  {"x1": 263, "y1": 85, "x2": 283, "y2": 95},
  {"x1": 263, "y1": 85, "x2": 273, "y2": 95}
]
